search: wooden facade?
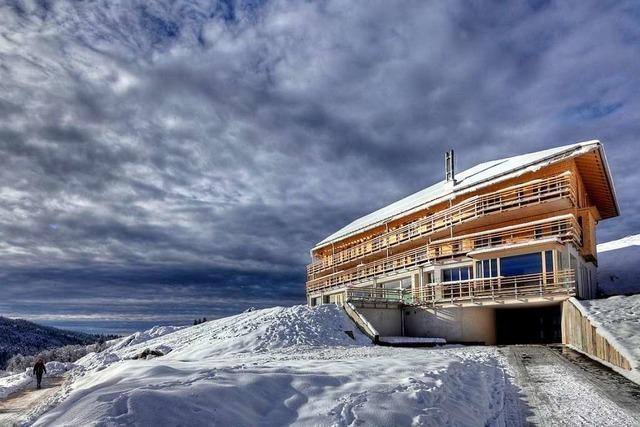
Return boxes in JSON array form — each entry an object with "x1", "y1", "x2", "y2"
[{"x1": 307, "y1": 142, "x2": 618, "y2": 308}]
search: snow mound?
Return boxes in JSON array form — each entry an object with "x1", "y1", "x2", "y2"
[
  {"x1": 77, "y1": 305, "x2": 369, "y2": 370},
  {"x1": 110, "y1": 325, "x2": 185, "y2": 351}
]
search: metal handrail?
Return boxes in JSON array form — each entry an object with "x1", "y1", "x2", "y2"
[{"x1": 308, "y1": 173, "x2": 575, "y2": 277}]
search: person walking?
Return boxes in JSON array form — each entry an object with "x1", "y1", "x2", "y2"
[{"x1": 33, "y1": 358, "x2": 46, "y2": 389}]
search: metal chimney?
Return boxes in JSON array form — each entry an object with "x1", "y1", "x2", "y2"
[{"x1": 445, "y1": 149, "x2": 456, "y2": 184}]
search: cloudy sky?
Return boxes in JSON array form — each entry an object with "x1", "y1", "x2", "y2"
[{"x1": 0, "y1": 0, "x2": 639, "y2": 333}]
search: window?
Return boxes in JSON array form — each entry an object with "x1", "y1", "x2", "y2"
[
  {"x1": 500, "y1": 253, "x2": 542, "y2": 277},
  {"x1": 545, "y1": 251, "x2": 554, "y2": 273},
  {"x1": 442, "y1": 266, "x2": 473, "y2": 282},
  {"x1": 476, "y1": 258, "x2": 498, "y2": 278}
]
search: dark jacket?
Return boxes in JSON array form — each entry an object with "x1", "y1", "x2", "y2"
[{"x1": 33, "y1": 360, "x2": 46, "y2": 376}]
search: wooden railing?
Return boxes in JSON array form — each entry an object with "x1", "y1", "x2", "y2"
[
  {"x1": 412, "y1": 270, "x2": 575, "y2": 306},
  {"x1": 306, "y1": 214, "x2": 580, "y2": 294},
  {"x1": 308, "y1": 173, "x2": 575, "y2": 278}
]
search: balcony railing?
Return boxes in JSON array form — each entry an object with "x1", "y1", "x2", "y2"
[
  {"x1": 306, "y1": 214, "x2": 580, "y2": 294},
  {"x1": 411, "y1": 269, "x2": 575, "y2": 306},
  {"x1": 345, "y1": 287, "x2": 410, "y2": 304},
  {"x1": 308, "y1": 173, "x2": 575, "y2": 278}
]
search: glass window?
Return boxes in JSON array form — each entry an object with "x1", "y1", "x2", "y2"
[
  {"x1": 442, "y1": 266, "x2": 472, "y2": 282},
  {"x1": 545, "y1": 251, "x2": 554, "y2": 273},
  {"x1": 500, "y1": 253, "x2": 542, "y2": 277},
  {"x1": 477, "y1": 258, "x2": 498, "y2": 278}
]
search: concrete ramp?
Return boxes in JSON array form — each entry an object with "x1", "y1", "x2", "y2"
[
  {"x1": 343, "y1": 302, "x2": 380, "y2": 343},
  {"x1": 343, "y1": 302, "x2": 447, "y2": 347},
  {"x1": 561, "y1": 298, "x2": 634, "y2": 380}
]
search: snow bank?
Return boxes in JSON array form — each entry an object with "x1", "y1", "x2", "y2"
[
  {"x1": 597, "y1": 234, "x2": 640, "y2": 295},
  {"x1": 0, "y1": 372, "x2": 32, "y2": 399}
]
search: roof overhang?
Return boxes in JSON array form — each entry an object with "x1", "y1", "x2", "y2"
[{"x1": 314, "y1": 140, "x2": 619, "y2": 252}]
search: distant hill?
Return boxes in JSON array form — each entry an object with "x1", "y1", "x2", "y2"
[
  {"x1": 0, "y1": 317, "x2": 100, "y2": 369},
  {"x1": 597, "y1": 234, "x2": 640, "y2": 296}
]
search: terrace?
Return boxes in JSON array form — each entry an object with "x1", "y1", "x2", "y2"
[{"x1": 344, "y1": 269, "x2": 576, "y2": 308}]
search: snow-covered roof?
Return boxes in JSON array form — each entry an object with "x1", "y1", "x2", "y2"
[{"x1": 316, "y1": 140, "x2": 613, "y2": 250}]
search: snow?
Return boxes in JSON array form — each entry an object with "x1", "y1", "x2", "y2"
[
  {"x1": 0, "y1": 372, "x2": 32, "y2": 400},
  {"x1": 597, "y1": 234, "x2": 640, "y2": 295},
  {"x1": 574, "y1": 295, "x2": 640, "y2": 383},
  {"x1": 316, "y1": 140, "x2": 603, "y2": 248},
  {"x1": 27, "y1": 305, "x2": 516, "y2": 426}
]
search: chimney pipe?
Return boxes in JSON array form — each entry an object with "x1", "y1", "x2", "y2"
[{"x1": 445, "y1": 149, "x2": 456, "y2": 184}]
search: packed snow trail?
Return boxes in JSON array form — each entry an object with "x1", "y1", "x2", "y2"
[
  {"x1": 500, "y1": 345, "x2": 640, "y2": 426},
  {"x1": 0, "y1": 376, "x2": 64, "y2": 426}
]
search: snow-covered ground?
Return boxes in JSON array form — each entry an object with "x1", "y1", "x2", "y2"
[
  {"x1": 597, "y1": 234, "x2": 640, "y2": 296},
  {"x1": 6, "y1": 269, "x2": 640, "y2": 426},
  {"x1": 576, "y1": 294, "x2": 640, "y2": 383},
  {"x1": 21, "y1": 305, "x2": 515, "y2": 426},
  {"x1": 0, "y1": 362, "x2": 74, "y2": 399}
]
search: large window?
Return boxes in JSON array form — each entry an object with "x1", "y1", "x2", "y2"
[
  {"x1": 500, "y1": 253, "x2": 542, "y2": 277},
  {"x1": 442, "y1": 266, "x2": 473, "y2": 282}
]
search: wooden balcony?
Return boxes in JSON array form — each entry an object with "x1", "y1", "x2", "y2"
[
  {"x1": 340, "y1": 270, "x2": 575, "y2": 307},
  {"x1": 306, "y1": 214, "x2": 580, "y2": 294},
  {"x1": 308, "y1": 173, "x2": 575, "y2": 278},
  {"x1": 411, "y1": 269, "x2": 575, "y2": 307}
]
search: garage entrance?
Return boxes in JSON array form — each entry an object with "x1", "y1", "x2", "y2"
[{"x1": 495, "y1": 304, "x2": 561, "y2": 344}]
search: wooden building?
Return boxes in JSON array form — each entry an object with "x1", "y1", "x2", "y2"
[{"x1": 306, "y1": 141, "x2": 619, "y2": 344}]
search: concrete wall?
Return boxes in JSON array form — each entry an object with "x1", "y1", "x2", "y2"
[
  {"x1": 356, "y1": 307, "x2": 402, "y2": 336},
  {"x1": 403, "y1": 306, "x2": 496, "y2": 344}
]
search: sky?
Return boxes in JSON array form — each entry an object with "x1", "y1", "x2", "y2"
[{"x1": 0, "y1": 0, "x2": 639, "y2": 334}]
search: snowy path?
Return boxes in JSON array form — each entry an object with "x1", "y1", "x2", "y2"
[
  {"x1": 500, "y1": 345, "x2": 640, "y2": 426},
  {"x1": 0, "y1": 376, "x2": 64, "y2": 426}
]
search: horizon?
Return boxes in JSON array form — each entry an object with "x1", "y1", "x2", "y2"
[{"x1": 1, "y1": 1, "x2": 640, "y2": 334}]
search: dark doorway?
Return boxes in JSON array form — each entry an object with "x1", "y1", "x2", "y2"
[{"x1": 496, "y1": 305, "x2": 561, "y2": 344}]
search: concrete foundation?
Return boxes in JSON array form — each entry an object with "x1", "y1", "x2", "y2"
[
  {"x1": 403, "y1": 306, "x2": 497, "y2": 345},
  {"x1": 356, "y1": 307, "x2": 402, "y2": 336}
]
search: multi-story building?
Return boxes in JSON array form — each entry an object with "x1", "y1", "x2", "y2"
[{"x1": 306, "y1": 141, "x2": 619, "y2": 344}]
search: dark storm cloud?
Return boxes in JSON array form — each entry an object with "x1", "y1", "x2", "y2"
[{"x1": 0, "y1": 0, "x2": 639, "y2": 331}]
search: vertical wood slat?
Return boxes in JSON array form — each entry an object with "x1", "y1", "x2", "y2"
[{"x1": 561, "y1": 300, "x2": 631, "y2": 371}]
